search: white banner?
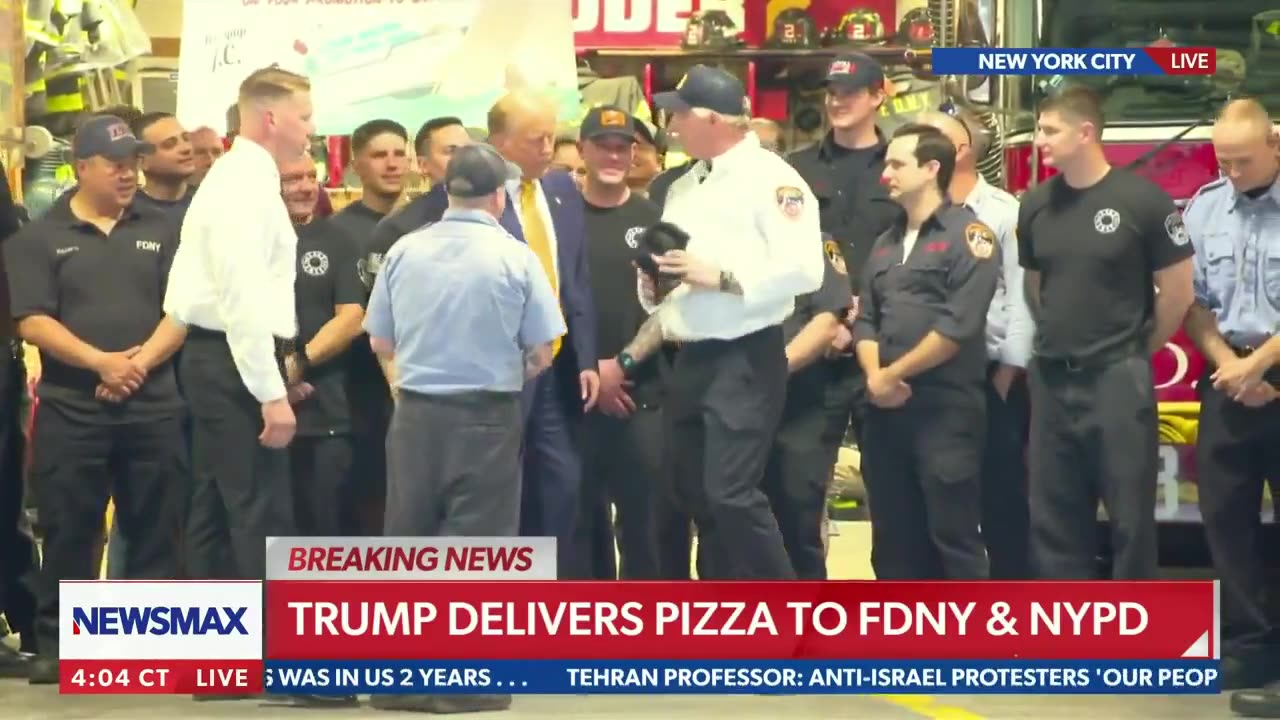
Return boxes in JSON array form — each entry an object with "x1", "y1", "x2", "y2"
[{"x1": 177, "y1": 0, "x2": 579, "y2": 136}]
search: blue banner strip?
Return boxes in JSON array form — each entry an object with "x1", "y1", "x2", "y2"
[
  {"x1": 264, "y1": 659, "x2": 1220, "y2": 695},
  {"x1": 932, "y1": 48, "x2": 1165, "y2": 75}
]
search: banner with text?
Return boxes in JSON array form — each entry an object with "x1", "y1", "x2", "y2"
[{"x1": 178, "y1": 0, "x2": 579, "y2": 136}]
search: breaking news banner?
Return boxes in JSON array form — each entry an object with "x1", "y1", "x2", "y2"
[
  {"x1": 59, "y1": 539, "x2": 1223, "y2": 696},
  {"x1": 931, "y1": 47, "x2": 1217, "y2": 76}
]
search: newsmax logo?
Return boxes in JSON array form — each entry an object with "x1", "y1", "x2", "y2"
[
  {"x1": 71, "y1": 606, "x2": 249, "y2": 636},
  {"x1": 61, "y1": 581, "x2": 264, "y2": 661}
]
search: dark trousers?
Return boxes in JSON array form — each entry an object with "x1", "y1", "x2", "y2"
[
  {"x1": 1197, "y1": 379, "x2": 1280, "y2": 654},
  {"x1": 981, "y1": 366, "x2": 1031, "y2": 579},
  {"x1": 290, "y1": 435, "x2": 354, "y2": 536},
  {"x1": 0, "y1": 342, "x2": 35, "y2": 649},
  {"x1": 182, "y1": 331, "x2": 293, "y2": 580},
  {"x1": 30, "y1": 403, "x2": 183, "y2": 655},
  {"x1": 519, "y1": 369, "x2": 582, "y2": 575},
  {"x1": 862, "y1": 387, "x2": 988, "y2": 579},
  {"x1": 1029, "y1": 355, "x2": 1158, "y2": 580},
  {"x1": 384, "y1": 391, "x2": 522, "y2": 536},
  {"x1": 351, "y1": 399, "x2": 390, "y2": 536},
  {"x1": 666, "y1": 326, "x2": 793, "y2": 580},
  {"x1": 573, "y1": 407, "x2": 665, "y2": 579},
  {"x1": 761, "y1": 405, "x2": 844, "y2": 580}
]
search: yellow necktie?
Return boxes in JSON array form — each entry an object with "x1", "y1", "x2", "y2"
[{"x1": 519, "y1": 180, "x2": 562, "y2": 357}]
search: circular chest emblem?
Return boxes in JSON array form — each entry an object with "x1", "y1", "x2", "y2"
[
  {"x1": 1164, "y1": 212, "x2": 1189, "y2": 245},
  {"x1": 625, "y1": 226, "x2": 645, "y2": 249},
  {"x1": 1094, "y1": 208, "x2": 1121, "y2": 234},
  {"x1": 302, "y1": 250, "x2": 329, "y2": 277}
]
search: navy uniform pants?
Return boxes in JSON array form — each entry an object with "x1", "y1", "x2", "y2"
[
  {"x1": 862, "y1": 386, "x2": 988, "y2": 580},
  {"x1": 1197, "y1": 373, "x2": 1280, "y2": 659},
  {"x1": 1028, "y1": 354, "x2": 1158, "y2": 580},
  {"x1": 29, "y1": 402, "x2": 183, "y2": 657},
  {"x1": 665, "y1": 326, "x2": 794, "y2": 580},
  {"x1": 981, "y1": 364, "x2": 1032, "y2": 579},
  {"x1": 290, "y1": 435, "x2": 354, "y2": 536},
  {"x1": 572, "y1": 407, "x2": 665, "y2": 579},
  {"x1": 519, "y1": 367, "x2": 582, "y2": 576},
  {"x1": 0, "y1": 341, "x2": 36, "y2": 649},
  {"x1": 182, "y1": 329, "x2": 294, "y2": 580}
]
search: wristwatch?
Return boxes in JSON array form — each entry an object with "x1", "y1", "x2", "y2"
[{"x1": 617, "y1": 352, "x2": 639, "y2": 379}]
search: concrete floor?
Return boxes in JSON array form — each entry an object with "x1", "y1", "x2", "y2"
[{"x1": 1, "y1": 523, "x2": 1245, "y2": 718}]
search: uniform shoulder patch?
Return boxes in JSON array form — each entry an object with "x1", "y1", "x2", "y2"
[
  {"x1": 823, "y1": 238, "x2": 847, "y2": 275},
  {"x1": 775, "y1": 186, "x2": 805, "y2": 219},
  {"x1": 1164, "y1": 211, "x2": 1190, "y2": 246},
  {"x1": 964, "y1": 222, "x2": 996, "y2": 260}
]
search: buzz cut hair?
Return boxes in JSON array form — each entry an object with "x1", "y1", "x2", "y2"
[
  {"x1": 1038, "y1": 85, "x2": 1106, "y2": 136},
  {"x1": 238, "y1": 65, "x2": 311, "y2": 106}
]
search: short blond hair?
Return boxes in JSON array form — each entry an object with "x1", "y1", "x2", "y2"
[
  {"x1": 487, "y1": 90, "x2": 557, "y2": 136},
  {"x1": 238, "y1": 66, "x2": 310, "y2": 106}
]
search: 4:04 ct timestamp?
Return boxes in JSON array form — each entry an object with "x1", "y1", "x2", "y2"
[{"x1": 64, "y1": 667, "x2": 171, "y2": 690}]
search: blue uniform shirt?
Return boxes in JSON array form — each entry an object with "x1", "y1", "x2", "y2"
[
  {"x1": 362, "y1": 208, "x2": 566, "y2": 394},
  {"x1": 962, "y1": 177, "x2": 1033, "y2": 368},
  {"x1": 1184, "y1": 176, "x2": 1280, "y2": 348}
]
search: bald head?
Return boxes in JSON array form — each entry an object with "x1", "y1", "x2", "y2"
[
  {"x1": 487, "y1": 91, "x2": 558, "y2": 179},
  {"x1": 1211, "y1": 98, "x2": 1279, "y2": 192}
]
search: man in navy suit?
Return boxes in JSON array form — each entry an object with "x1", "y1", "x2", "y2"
[{"x1": 362, "y1": 92, "x2": 599, "y2": 575}]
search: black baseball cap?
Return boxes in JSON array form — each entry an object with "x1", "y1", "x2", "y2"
[
  {"x1": 73, "y1": 115, "x2": 154, "y2": 160},
  {"x1": 634, "y1": 120, "x2": 667, "y2": 150},
  {"x1": 580, "y1": 106, "x2": 637, "y2": 142},
  {"x1": 653, "y1": 65, "x2": 746, "y2": 116},
  {"x1": 443, "y1": 143, "x2": 520, "y2": 198},
  {"x1": 826, "y1": 53, "x2": 886, "y2": 92}
]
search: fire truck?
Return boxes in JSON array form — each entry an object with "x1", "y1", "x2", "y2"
[{"x1": 920, "y1": 0, "x2": 1280, "y2": 565}]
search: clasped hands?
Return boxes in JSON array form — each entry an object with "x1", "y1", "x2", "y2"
[
  {"x1": 866, "y1": 365, "x2": 912, "y2": 409},
  {"x1": 1211, "y1": 353, "x2": 1277, "y2": 408},
  {"x1": 93, "y1": 347, "x2": 148, "y2": 403}
]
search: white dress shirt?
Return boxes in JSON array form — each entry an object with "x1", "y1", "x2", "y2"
[
  {"x1": 962, "y1": 176, "x2": 1034, "y2": 368},
  {"x1": 638, "y1": 133, "x2": 824, "y2": 341},
  {"x1": 164, "y1": 137, "x2": 298, "y2": 403}
]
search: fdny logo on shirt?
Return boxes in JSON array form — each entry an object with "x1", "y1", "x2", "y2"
[
  {"x1": 136, "y1": 240, "x2": 161, "y2": 253},
  {"x1": 1094, "y1": 208, "x2": 1121, "y2": 234},
  {"x1": 625, "y1": 227, "x2": 645, "y2": 249},
  {"x1": 776, "y1": 186, "x2": 805, "y2": 219},
  {"x1": 301, "y1": 250, "x2": 329, "y2": 277}
]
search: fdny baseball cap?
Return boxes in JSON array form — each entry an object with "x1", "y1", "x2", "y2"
[
  {"x1": 826, "y1": 53, "x2": 886, "y2": 91},
  {"x1": 580, "y1": 106, "x2": 637, "y2": 142},
  {"x1": 653, "y1": 65, "x2": 747, "y2": 116},
  {"x1": 73, "y1": 115, "x2": 154, "y2": 160},
  {"x1": 443, "y1": 143, "x2": 520, "y2": 198}
]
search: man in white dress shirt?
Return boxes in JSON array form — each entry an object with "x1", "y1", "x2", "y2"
[
  {"x1": 617, "y1": 65, "x2": 825, "y2": 579},
  {"x1": 165, "y1": 67, "x2": 315, "y2": 582}
]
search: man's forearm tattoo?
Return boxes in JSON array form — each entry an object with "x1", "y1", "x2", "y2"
[
  {"x1": 719, "y1": 270, "x2": 744, "y2": 295},
  {"x1": 623, "y1": 313, "x2": 665, "y2": 362}
]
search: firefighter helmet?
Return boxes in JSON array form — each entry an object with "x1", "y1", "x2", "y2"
[
  {"x1": 899, "y1": 8, "x2": 935, "y2": 48},
  {"x1": 681, "y1": 10, "x2": 744, "y2": 50},
  {"x1": 828, "y1": 8, "x2": 888, "y2": 47},
  {"x1": 768, "y1": 8, "x2": 819, "y2": 49}
]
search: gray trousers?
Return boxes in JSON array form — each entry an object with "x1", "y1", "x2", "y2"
[{"x1": 384, "y1": 390, "x2": 522, "y2": 537}]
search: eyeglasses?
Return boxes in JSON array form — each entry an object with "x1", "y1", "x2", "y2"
[{"x1": 938, "y1": 101, "x2": 974, "y2": 146}]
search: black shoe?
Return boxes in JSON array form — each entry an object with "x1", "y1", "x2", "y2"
[
  {"x1": 371, "y1": 694, "x2": 512, "y2": 713},
  {"x1": 27, "y1": 656, "x2": 58, "y2": 685},
  {"x1": 1231, "y1": 681, "x2": 1280, "y2": 718},
  {"x1": 1224, "y1": 653, "x2": 1280, "y2": 691},
  {"x1": 0, "y1": 643, "x2": 31, "y2": 679}
]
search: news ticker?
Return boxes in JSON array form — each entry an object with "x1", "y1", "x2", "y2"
[
  {"x1": 931, "y1": 47, "x2": 1217, "y2": 75},
  {"x1": 60, "y1": 659, "x2": 1220, "y2": 695},
  {"x1": 57, "y1": 538, "x2": 1222, "y2": 696}
]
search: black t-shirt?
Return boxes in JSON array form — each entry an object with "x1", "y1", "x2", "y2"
[
  {"x1": 1018, "y1": 169, "x2": 1193, "y2": 359},
  {"x1": 4, "y1": 196, "x2": 182, "y2": 423},
  {"x1": 293, "y1": 219, "x2": 365, "y2": 436},
  {"x1": 584, "y1": 194, "x2": 664, "y2": 403},
  {"x1": 330, "y1": 201, "x2": 389, "y2": 434},
  {"x1": 133, "y1": 186, "x2": 195, "y2": 228}
]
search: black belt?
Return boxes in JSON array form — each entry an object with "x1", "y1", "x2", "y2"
[
  {"x1": 187, "y1": 326, "x2": 296, "y2": 359},
  {"x1": 1036, "y1": 341, "x2": 1146, "y2": 373}
]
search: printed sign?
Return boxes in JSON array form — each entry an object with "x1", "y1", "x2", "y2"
[
  {"x1": 573, "y1": 0, "x2": 744, "y2": 48},
  {"x1": 179, "y1": 0, "x2": 579, "y2": 136}
]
